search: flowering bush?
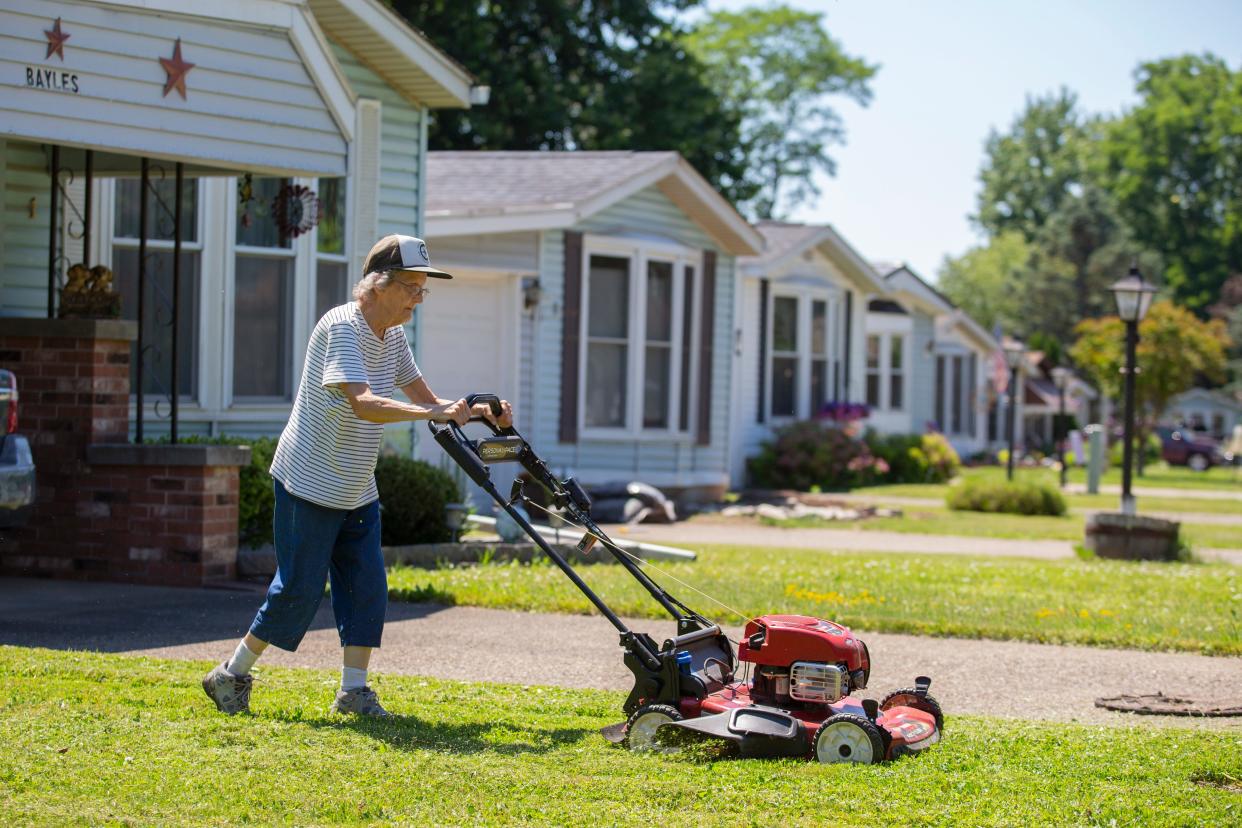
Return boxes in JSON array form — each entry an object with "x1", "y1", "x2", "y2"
[
  {"x1": 747, "y1": 420, "x2": 962, "y2": 491},
  {"x1": 747, "y1": 420, "x2": 870, "y2": 490},
  {"x1": 863, "y1": 431, "x2": 960, "y2": 484},
  {"x1": 816, "y1": 401, "x2": 870, "y2": 423}
]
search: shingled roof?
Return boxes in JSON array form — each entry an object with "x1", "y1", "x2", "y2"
[
  {"x1": 737, "y1": 221, "x2": 887, "y2": 293},
  {"x1": 424, "y1": 151, "x2": 763, "y2": 255}
]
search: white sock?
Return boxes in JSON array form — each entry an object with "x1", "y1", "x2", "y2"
[
  {"x1": 341, "y1": 667, "x2": 368, "y2": 691},
  {"x1": 226, "y1": 640, "x2": 260, "y2": 676}
]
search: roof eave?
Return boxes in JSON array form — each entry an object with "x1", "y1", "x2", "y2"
[{"x1": 310, "y1": 0, "x2": 474, "y2": 109}]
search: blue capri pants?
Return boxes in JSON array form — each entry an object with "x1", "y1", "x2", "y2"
[{"x1": 249, "y1": 480, "x2": 387, "y2": 651}]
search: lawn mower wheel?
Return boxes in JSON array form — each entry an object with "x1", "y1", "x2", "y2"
[
  {"x1": 813, "y1": 713, "x2": 886, "y2": 764},
  {"x1": 624, "y1": 703, "x2": 683, "y2": 753},
  {"x1": 880, "y1": 687, "x2": 945, "y2": 731}
]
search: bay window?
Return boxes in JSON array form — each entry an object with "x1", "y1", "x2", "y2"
[
  {"x1": 865, "y1": 332, "x2": 907, "y2": 411},
  {"x1": 765, "y1": 290, "x2": 843, "y2": 420},
  {"x1": 233, "y1": 177, "x2": 294, "y2": 401},
  {"x1": 314, "y1": 177, "x2": 349, "y2": 321},
  {"x1": 581, "y1": 241, "x2": 697, "y2": 436},
  {"x1": 770, "y1": 297, "x2": 798, "y2": 418}
]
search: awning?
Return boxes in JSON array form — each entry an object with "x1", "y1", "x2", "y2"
[{"x1": 1, "y1": 0, "x2": 353, "y2": 177}]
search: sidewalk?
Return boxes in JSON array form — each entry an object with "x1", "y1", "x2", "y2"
[
  {"x1": 606, "y1": 520, "x2": 1242, "y2": 565},
  {"x1": 1, "y1": 577, "x2": 1238, "y2": 730},
  {"x1": 828, "y1": 492, "x2": 1242, "y2": 526}
]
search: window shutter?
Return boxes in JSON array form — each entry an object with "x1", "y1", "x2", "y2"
[
  {"x1": 696, "y1": 250, "x2": 717, "y2": 446},
  {"x1": 559, "y1": 231, "x2": 583, "y2": 443},
  {"x1": 843, "y1": 290, "x2": 853, "y2": 401},
  {"x1": 757, "y1": 278, "x2": 768, "y2": 423},
  {"x1": 352, "y1": 98, "x2": 382, "y2": 279}
]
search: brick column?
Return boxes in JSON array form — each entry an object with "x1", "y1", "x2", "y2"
[{"x1": 0, "y1": 319, "x2": 250, "y2": 586}]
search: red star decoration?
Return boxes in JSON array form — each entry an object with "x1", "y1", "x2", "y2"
[
  {"x1": 44, "y1": 17, "x2": 70, "y2": 61},
  {"x1": 159, "y1": 38, "x2": 195, "y2": 100}
]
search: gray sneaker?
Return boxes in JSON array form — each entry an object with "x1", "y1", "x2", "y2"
[
  {"x1": 330, "y1": 686, "x2": 393, "y2": 718},
  {"x1": 202, "y1": 662, "x2": 253, "y2": 715}
]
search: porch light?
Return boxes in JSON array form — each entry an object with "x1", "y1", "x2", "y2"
[{"x1": 1051, "y1": 366, "x2": 1070, "y2": 391}]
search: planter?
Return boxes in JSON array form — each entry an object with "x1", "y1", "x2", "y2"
[{"x1": 1084, "y1": 512, "x2": 1182, "y2": 561}]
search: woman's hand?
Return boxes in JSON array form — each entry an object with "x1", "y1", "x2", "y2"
[
  {"x1": 434, "y1": 398, "x2": 471, "y2": 426},
  {"x1": 474, "y1": 399, "x2": 514, "y2": 428}
]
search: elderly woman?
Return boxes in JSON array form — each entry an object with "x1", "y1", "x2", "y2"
[{"x1": 203, "y1": 234, "x2": 512, "y2": 716}]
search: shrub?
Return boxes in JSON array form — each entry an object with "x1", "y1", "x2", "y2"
[
  {"x1": 747, "y1": 420, "x2": 867, "y2": 490},
  {"x1": 864, "y1": 431, "x2": 960, "y2": 484},
  {"x1": 374, "y1": 454, "x2": 463, "y2": 545},
  {"x1": 157, "y1": 434, "x2": 278, "y2": 547},
  {"x1": 946, "y1": 479, "x2": 1067, "y2": 516}
]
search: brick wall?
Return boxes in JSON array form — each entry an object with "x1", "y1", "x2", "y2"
[{"x1": 0, "y1": 319, "x2": 249, "y2": 586}]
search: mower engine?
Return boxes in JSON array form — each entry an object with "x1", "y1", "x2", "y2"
[{"x1": 740, "y1": 615, "x2": 869, "y2": 709}]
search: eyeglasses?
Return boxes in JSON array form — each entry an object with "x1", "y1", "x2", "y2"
[{"x1": 390, "y1": 277, "x2": 430, "y2": 299}]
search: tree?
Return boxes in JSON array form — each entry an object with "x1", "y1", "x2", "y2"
[
  {"x1": 974, "y1": 89, "x2": 1096, "y2": 242},
  {"x1": 1101, "y1": 54, "x2": 1242, "y2": 311},
  {"x1": 936, "y1": 231, "x2": 1031, "y2": 335},
  {"x1": 1017, "y1": 187, "x2": 1163, "y2": 342},
  {"x1": 390, "y1": 1, "x2": 751, "y2": 200},
  {"x1": 1070, "y1": 301, "x2": 1230, "y2": 474},
  {"x1": 683, "y1": 5, "x2": 877, "y2": 219}
]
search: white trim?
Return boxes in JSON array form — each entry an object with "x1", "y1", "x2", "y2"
[
  {"x1": 290, "y1": 6, "x2": 357, "y2": 142},
  {"x1": 310, "y1": 0, "x2": 474, "y2": 108}
]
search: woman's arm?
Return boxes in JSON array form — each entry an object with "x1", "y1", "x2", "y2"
[{"x1": 339, "y1": 381, "x2": 468, "y2": 425}]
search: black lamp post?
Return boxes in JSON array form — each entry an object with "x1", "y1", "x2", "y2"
[
  {"x1": 1052, "y1": 366, "x2": 1070, "y2": 488},
  {"x1": 1109, "y1": 265, "x2": 1157, "y2": 516},
  {"x1": 1004, "y1": 339, "x2": 1025, "y2": 481}
]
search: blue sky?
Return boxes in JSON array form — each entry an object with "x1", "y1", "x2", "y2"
[{"x1": 698, "y1": 0, "x2": 1242, "y2": 281}]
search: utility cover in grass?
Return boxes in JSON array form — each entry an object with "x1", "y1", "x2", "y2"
[{"x1": 1096, "y1": 692, "x2": 1242, "y2": 717}]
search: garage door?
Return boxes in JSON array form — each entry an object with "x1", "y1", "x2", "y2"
[{"x1": 414, "y1": 271, "x2": 521, "y2": 475}]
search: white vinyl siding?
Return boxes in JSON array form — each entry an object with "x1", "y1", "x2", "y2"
[{"x1": 0, "y1": 0, "x2": 347, "y2": 176}]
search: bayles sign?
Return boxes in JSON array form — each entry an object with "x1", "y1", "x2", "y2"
[{"x1": 26, "y1": 66, "x2": 80, "y2": 94}]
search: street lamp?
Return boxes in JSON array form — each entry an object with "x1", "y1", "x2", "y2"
[
  {"x1": 1110, "y1": 264, "x2": 1157, "y2": 516},
  {"x1": 1052, "y1": 366, "x2": 1071, "y2": 488},
  {"x1": 1004, "y1": 338, "x2": 1025, "y2": 481}
]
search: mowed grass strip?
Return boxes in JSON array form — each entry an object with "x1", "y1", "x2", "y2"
[
  {"x1": 757, "y1": 508, "x2": 1242, "y2": 549},
  {"x1": 851, "y1": 465, "x2": 1242, "y2": 515},
  {"x1": 389, "y1": 545, "x2": 1242, "y2": 655},
  {"x1": 2, "y1": 647, "x2": 1240, "y2": 828}
]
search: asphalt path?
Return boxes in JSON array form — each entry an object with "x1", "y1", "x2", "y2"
[{"x1": 2, "y1": 577, "x2": 1238, "y2": 731}]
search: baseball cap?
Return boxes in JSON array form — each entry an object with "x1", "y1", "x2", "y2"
[{"x1": 362, "y1": 234, "x2": 453, "y2": 279}]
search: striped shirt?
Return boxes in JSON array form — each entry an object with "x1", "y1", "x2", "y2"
[{"x1": 270, "y1": 302, "x2": 420, "y2": 509}]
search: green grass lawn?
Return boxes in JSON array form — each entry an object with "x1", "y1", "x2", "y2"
[
  {"x1": 1065, "y1": 462, "x2": 1242, "y2": 492},
  {"x1": 389, "y1": 544, "x2": 1242, "y2": 656},
  {"x1": 851, "y1": 466, "x2": 1241, "y2": 516},
  {"x1": 757, "y1": 508, "x2": 1242, "y2": 549},
  {"x1": 2, "y1": 648, "x2": 1239, "y2": 827}
]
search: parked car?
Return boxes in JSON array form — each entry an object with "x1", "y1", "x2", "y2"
[
  {"x1": 0, "y1": 369, "x2": 35, "y2": 528},
  {"x1": 1155, "y1": 425, "x2": 1231, "y2": 471}
]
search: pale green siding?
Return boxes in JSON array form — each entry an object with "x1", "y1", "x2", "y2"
[
  {"x1": 330, "y1": 44, "x2": 424, "y2": 238},
  {"x1": 0, "y1": 140, "x2": 52, "y2": 317}
]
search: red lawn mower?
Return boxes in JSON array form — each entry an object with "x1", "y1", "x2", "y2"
[{"x1": 431, "y1": 395, "x2": 943, "y2": 763}]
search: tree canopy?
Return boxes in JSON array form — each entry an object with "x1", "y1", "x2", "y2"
[
  {"x1": 683, "y1": 5, "x2": 877, "y2": 219},
  {"x1": 1101, "y1": 54, "x2": 1242, "y2": 312},
  {"x1": 1070, "y1": 301, "x2": 1230, "y2": 453},
  {"x1": 390, "y1": 0, "x2": 751, "y2": 202},
  {"x1": 392, "y1": 2, "x2": 876, "y2": 212}
]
